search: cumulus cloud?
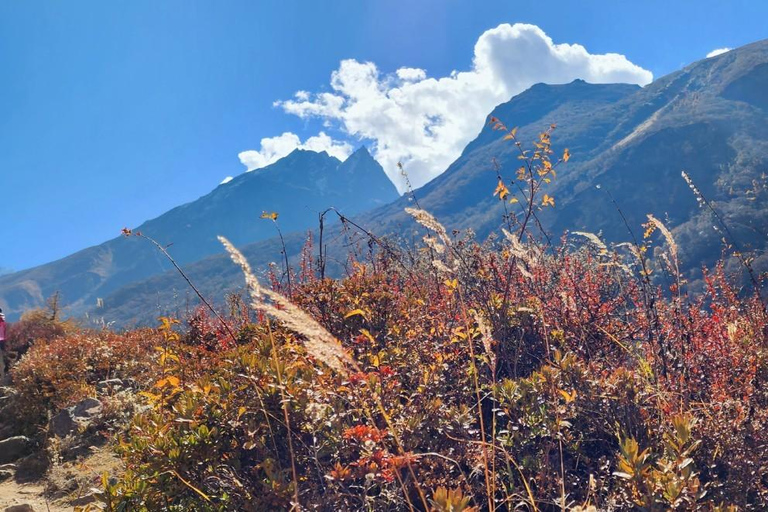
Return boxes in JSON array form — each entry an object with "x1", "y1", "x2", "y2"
[
  {"x1": 706, "y1": 48, "x2": 731, "y2": 58},
  {"x1": 396, "y1": 67, "x2": 427, "y2": 81},
  {"x1": 238, "y1": 131, "x2": 353, "y2": 172},
  {"x1": 276, "y1": 23, "x2": 652, "y2": 191}
]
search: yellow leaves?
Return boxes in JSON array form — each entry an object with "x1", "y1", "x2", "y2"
[
  {"x1": 452, "y1": 326, "x2": 468, "y2": 341},
  {"x1": 542, "y1": 194, "x2": 555, "y2": 207},
  {"x1": 158, "y1": 317, "x2": 180, "y2": 342},
  {"x1": 138, "y1": 390, "x2": 160, "y2": 402},
  {"x1": 444, "y1": 278, "x2": 459, "y2": 293},
  {"x1": 155, "y1": 346, "x2": 180, "y2": 365},
  {"x1": 155, "y1": 375, "x2": 180, "y2": 389},
  {"x1": 558, "y1": 388, "x2": 577, "y2": 403},
  {"x1": 502, "y1": 127, "x2": 518, "y2": 140},
  {"x1": 451, "y1": 325, "x2": 481, "y2": 343},
  {"x1": 260, "y1": 211, "x2": 279, "y2": 221},
  {"x1": 158, "y1": 316, "x2": 179, "y2": 330},
  {"x1": 563, "y1": 148, "x2": 570, "y2": 162},
  {"x1": 359, "y1": 328, "x2": 376, "y2": 344},
  {"x1": 643, "y1": 221, "x2": 657, "y2": 239},
  {"x1": 201, "y1": 383, "x2": 214, "y2": 396},
  {"x1": 344, "y1": 308, "x2": 368, "y2": 320},
  {"x1": 430, "y1": 486, "x2": 474, "y2": 512},
  {"x1": 493, "y1": 180, "x2": 510, "y2": 200}
]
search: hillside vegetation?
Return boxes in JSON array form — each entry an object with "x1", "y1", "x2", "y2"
[
  {"x1": 90, "y1": 39, "x2": 768, "y2": 327},
  {"x1": 1, "y1": 124, "x2": 766, "y2": 511}
]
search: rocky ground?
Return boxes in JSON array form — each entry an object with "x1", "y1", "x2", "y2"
[{"x1": 0, "y1": 384, "x2": 129, "y2": 511}]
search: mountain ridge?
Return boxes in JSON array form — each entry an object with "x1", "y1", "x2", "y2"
[
  {"x1": 5, "y1": 39, "x2": 768, "y2": 325},
  {"x1": 91, "y1": 39, "x2": 768, "y2": 326},
  {"x1": 0, "y1": 147, "x2": 398, "y2": 320}
]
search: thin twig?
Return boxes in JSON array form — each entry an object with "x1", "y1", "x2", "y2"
[{"x1": 126, "y1": 230, "x2": 237, "y2": 344}]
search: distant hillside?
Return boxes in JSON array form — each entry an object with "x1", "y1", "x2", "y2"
[
  {"x1": 0, "y1": 147, "x2": 398, "y2": 320},
  {"x1": 92, "y1": 39, "x2": 768, "y2": 326}
]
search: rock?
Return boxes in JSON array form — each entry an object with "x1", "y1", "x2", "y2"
[
  {"x1": 0, "y1": 436, "x2": 32, "y2": 464},
  {"x1": 50, "y1": 397, "x2": 103, "y2": 438},
  {"x1": 0, "y1": 424, "x2": 16, "y2": 440},
  {"x1": 70, "y1": 493, "x2": 98, "y2": 506},
  {"x1": 14, "y1": 454, "x2": 48, "y2": 483},
  {"x1": 5, "y1": 505, "x2": 35, "y2": 512},
  {"x1": 72, "y1": 398, "x2": 102, "y2": 419},
  {"x1": 0, "y1": 463, "x2": 15, "y2": 481},
  {"x1": 0, "y1": 389, "x2": 17, "y2": 416},
  {"x1": 97, "y1": 378, "x2": 127, "y2": 393},
  {"x1": 49, "y1": 409, "x2": 78, "y2": 437}
]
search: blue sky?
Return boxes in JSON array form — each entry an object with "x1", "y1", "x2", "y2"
[{"x1": 1, "y1": 0, "x2": 765, "y2": 271}]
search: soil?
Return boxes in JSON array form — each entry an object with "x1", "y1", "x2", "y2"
[{"x1": 0, "y1": 446, "x2": 121, "y2": 511}]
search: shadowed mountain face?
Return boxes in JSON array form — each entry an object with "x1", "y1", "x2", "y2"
[
  {"x1": 0, "y1": 147, "x2": 398, "y2": 320},
  {"x1": 360, "y1": 40, "x2": 768, "y2": 279},
  {"x1": 9, "y1": 40, "x2": 768, "y2": 326}
]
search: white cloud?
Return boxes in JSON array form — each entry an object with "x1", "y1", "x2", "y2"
[
  {"x1": 220, "y1": 176, "x2": 233, "y2": 185},
  {"x1": 396, "y1": 67, "x2": 427, "y2": 81},
  {"x1": 238, "y1": 131, "x2": 353, "y2": 172},
  {"x1": 276, "y1": 23, "x2": 652, "y2": 192},
  {"x1": 706, "y1": 48, "x2": 731, "y2": 58}
]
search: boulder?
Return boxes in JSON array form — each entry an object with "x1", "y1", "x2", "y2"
[
  {"x1": 0, "y1": 436, "x2": 32, "y2": 464},
  {"x1": 5, "y1": 505, "x2": 36, "y2": 512},
  {"x1": 49, "y1": 397, "x2": 104, "y2": 438},
  {"x1": 0, "y1": 468, "x2": 12, "y2": 482},
  {"x1": 49, "y1": 409, "x2": 78, "y2": 437},
  {"x1": 72, "y1": 398, "x2": 102, "y2": 419}
]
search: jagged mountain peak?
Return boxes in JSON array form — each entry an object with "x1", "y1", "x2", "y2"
[
  {"x1": 6, "y1": 39, "x2": 768, "y2": 326},
  {"x1": 0, "y1": 146, "x2": 399, "y2": 320},
  {"x1": 346, "y1": 145, "x2": 373, "y2": 160}
]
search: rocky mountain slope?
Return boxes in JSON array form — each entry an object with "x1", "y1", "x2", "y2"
[
  {"x1": 92, "y1": 39, "x2": 768, "y2": 326},
  {"x1": 0, "y1": 147, "x2": 398, "y2": 321}
]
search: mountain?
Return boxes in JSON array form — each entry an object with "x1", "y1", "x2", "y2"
[
  {"x1": 90, "y1": 39, "x2": 768, "y2": 326},
  {"x1": 0, "y1": 147, "x2": 398, "y2": 320},
  {"x1": 356, "y1": 39, "x2": 768, "y2": 285}
]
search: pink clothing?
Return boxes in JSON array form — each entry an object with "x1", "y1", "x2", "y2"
[{"x1": 0, "y1": 318, "x2": 5, "y2": 343}]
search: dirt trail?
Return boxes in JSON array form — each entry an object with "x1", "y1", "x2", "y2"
[
  {"x1": 0, "y1": 447, "x2": 120, "y2": 511},
  {"x1": 0, "y1": 479, "x2": 69, "y2": 511}
]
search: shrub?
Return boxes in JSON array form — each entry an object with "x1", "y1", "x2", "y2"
[
  {"x1": 73, "y1": 123, "x2": 768, "y2": 510},
  {"x1": 11, "y1": 328, "x2": 162, "y2": 430}
]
